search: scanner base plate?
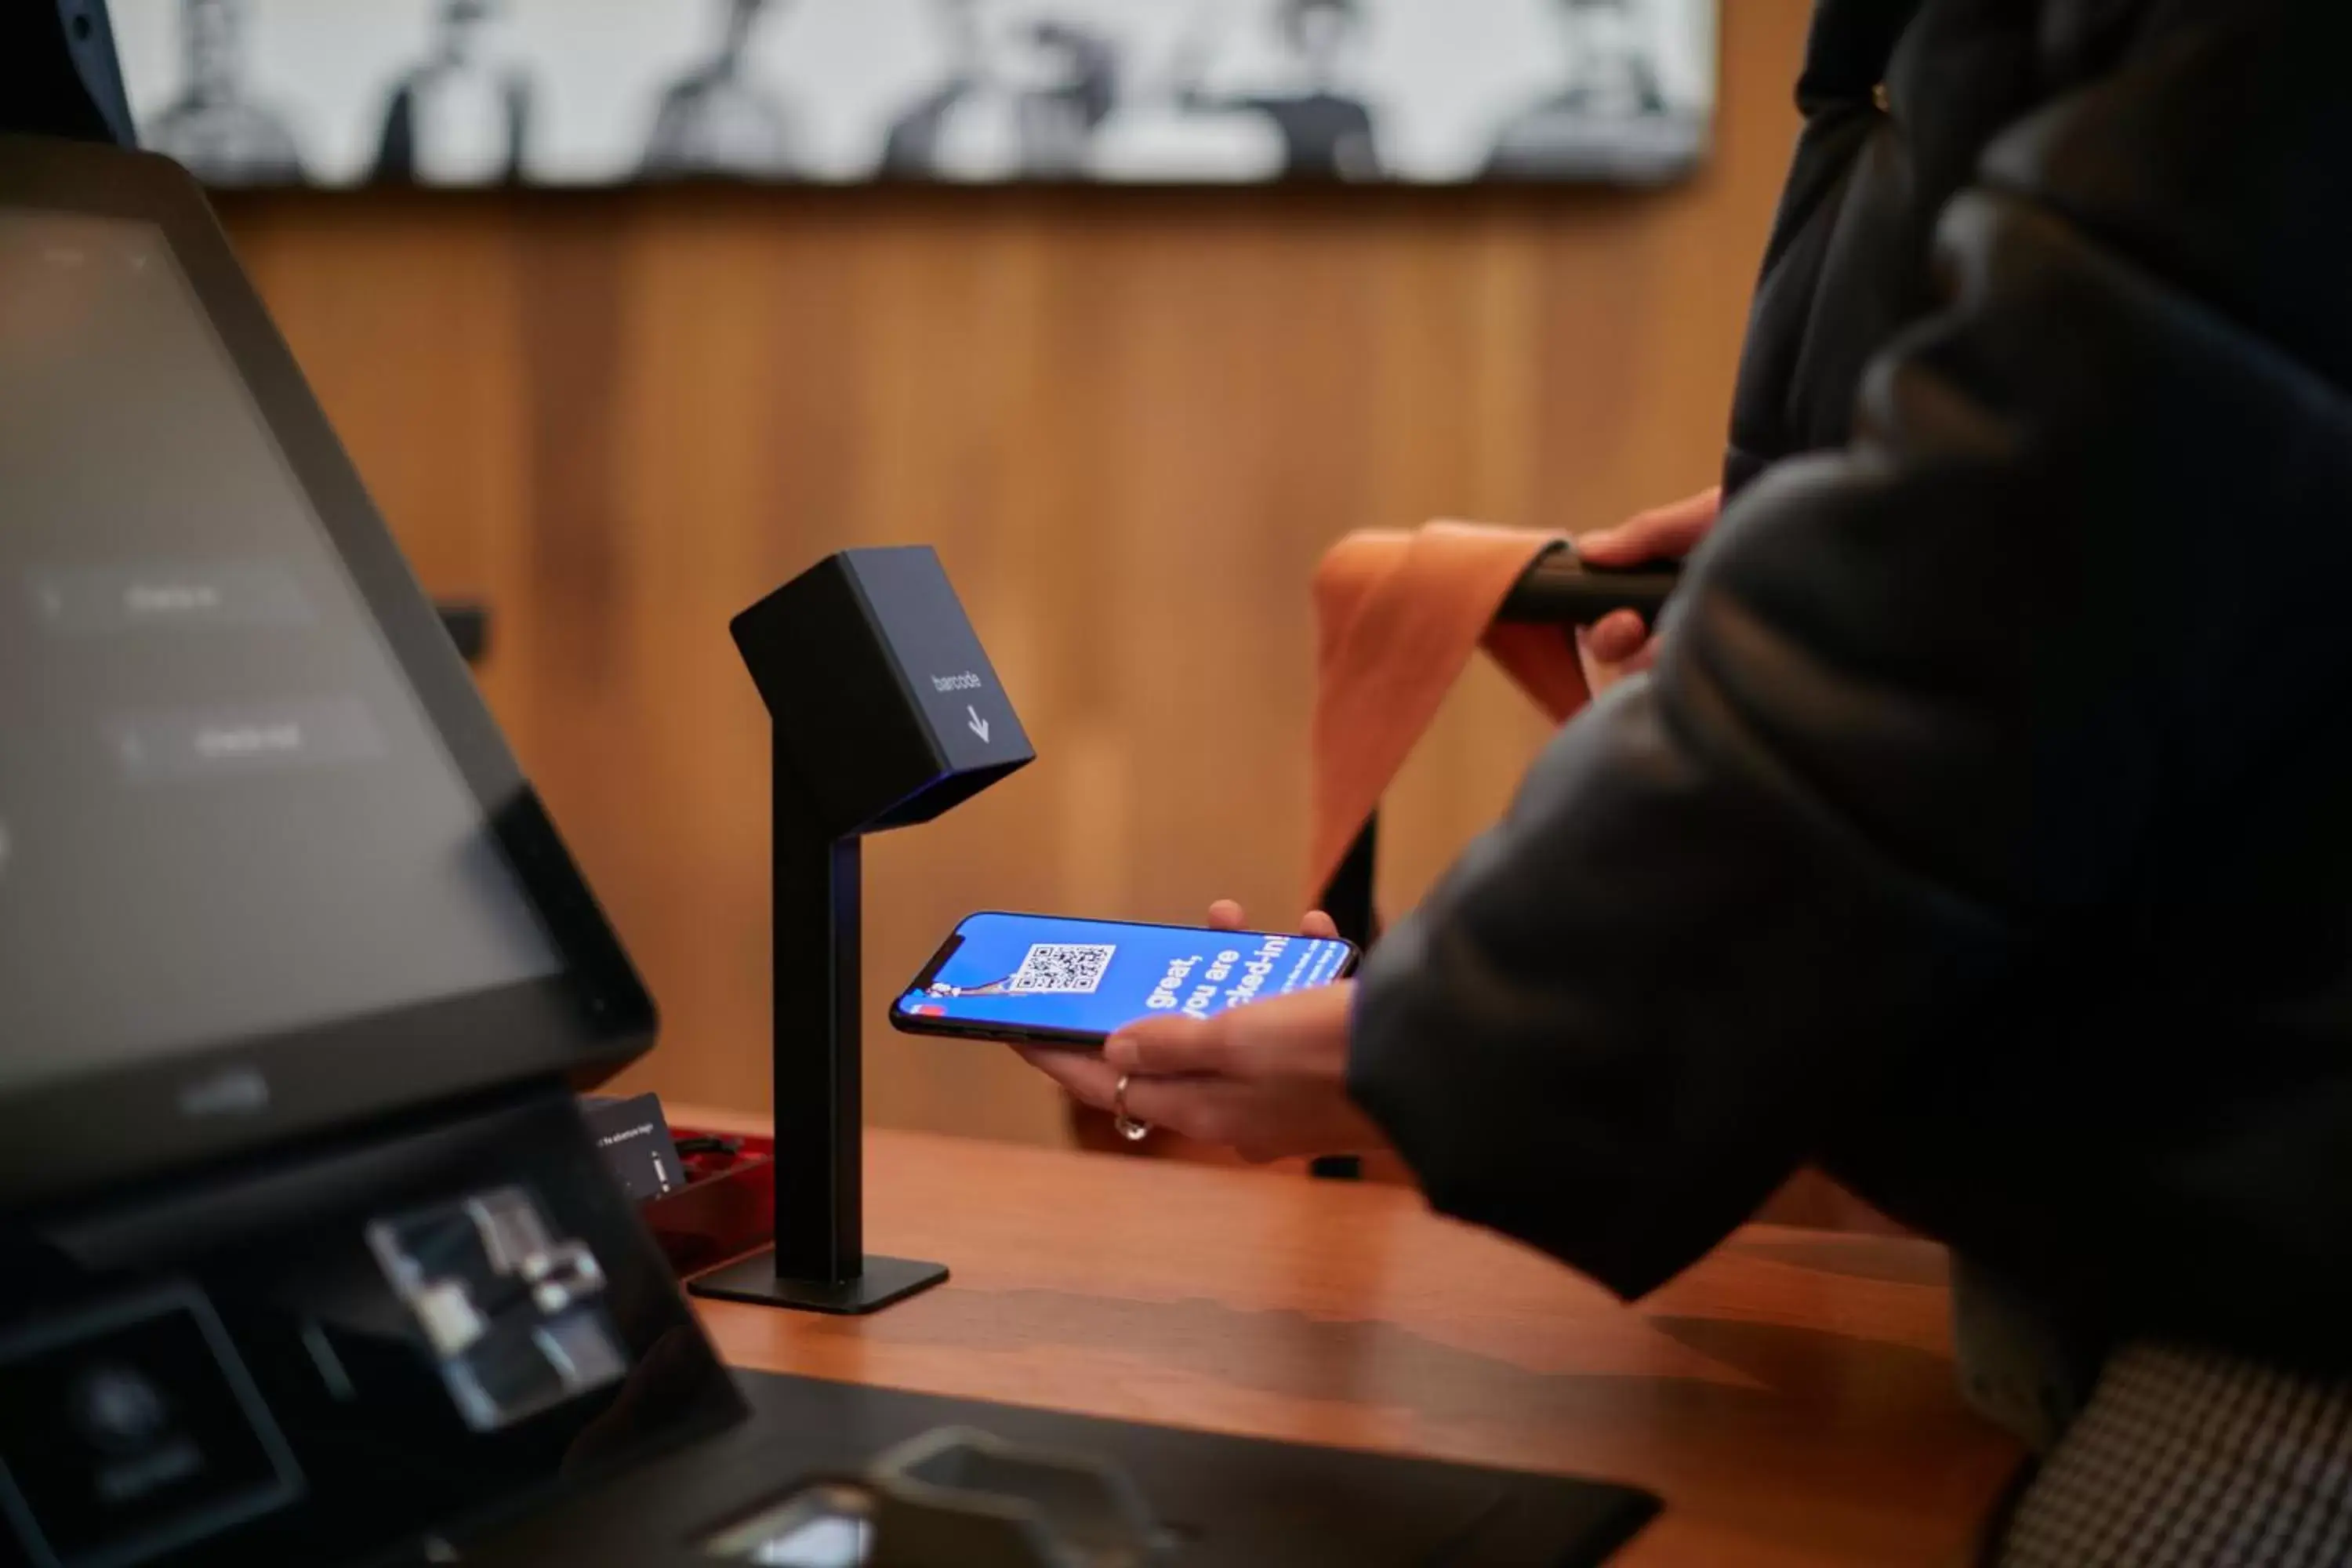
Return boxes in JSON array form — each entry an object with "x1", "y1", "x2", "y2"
[{"x1": 688, "y1": 1253, "x2": 950, "y2": 1316}]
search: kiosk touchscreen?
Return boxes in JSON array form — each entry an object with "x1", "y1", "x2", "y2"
[
  {"x1": 0, "y1": 133, "x2": 743, "y2": 1568},
  {"x1": 0, "y1": 136, "x2": 657, "y2": 1205}
]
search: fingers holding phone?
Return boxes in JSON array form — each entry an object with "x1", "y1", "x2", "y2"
[
  {"x1": 1017, "y1": 978, "x2": 1382, "y2": 1165},
  {"x1": 1207, "y1": 899, "x2": 1338, "y2": 941}
]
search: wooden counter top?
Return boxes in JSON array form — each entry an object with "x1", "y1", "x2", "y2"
[{"x1": 679, "y1": 1112, "x2": 2020, "y2": 1566}]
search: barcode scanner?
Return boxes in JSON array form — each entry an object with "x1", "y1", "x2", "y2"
[{"x1": 1501, "y1": 543, "x2": 1684, "y2": 627}]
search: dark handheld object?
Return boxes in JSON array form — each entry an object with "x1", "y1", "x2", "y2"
[{"x1": 1501, "y1": 544, "x2": 1682, "y2": 627}]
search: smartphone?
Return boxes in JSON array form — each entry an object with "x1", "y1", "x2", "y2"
[{"x1": 891, "y1": 912, "x2": 1361, "y2": 1048}]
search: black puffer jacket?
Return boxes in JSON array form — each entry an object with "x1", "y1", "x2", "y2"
[{"x1": 1351, "y1": 0, "x2": 2352, "y2": 1377}]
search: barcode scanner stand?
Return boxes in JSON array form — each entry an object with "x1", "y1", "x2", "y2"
[{"x1": 689, "y1": 547, "x2": 1034, "y2": 1315}]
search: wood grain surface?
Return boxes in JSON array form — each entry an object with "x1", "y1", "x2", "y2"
[
  {"x1": 206, "y1": 0, "x2": 1817, "y2": 1149},
  {"x1": 679, "y1": 1112, "x2": 2022, "y2": 1566}
]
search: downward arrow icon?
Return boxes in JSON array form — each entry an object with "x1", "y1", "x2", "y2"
[{"x1": 967, "y1": 706, "x2": 991, "y2": 744}]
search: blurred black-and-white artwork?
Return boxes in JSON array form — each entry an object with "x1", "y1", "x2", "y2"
[
  {"x1": 1172, "y1": 0, "x2": 1381, "y2": 181},
  {"x1": 1484, "y1": 0, "x2": 1706, "y2": 180},
  {"x1": 642, "y1": 0, "x2": 804, "y2": 179},
  {"x1": 138, "y1": 0, "x2": 309, "y2": 186},
  {"x1": 879, "y1": 1, "x2": 1123, "y2": 180},
  {"x1": 372, "y1": 0, "x2": 535, "y2": 185},
  {"x1": 111, "y1": 0, "x2": 1718, "y2": 189}
]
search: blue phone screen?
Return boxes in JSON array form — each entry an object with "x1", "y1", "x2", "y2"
[{"x1": 895, "y1": 913, "x2": 1355, "y2": 1040}]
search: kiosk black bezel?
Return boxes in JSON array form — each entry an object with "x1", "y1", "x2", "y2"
[{"x1": 0, "y1": 133, "x2": 655, "y2": 1208}]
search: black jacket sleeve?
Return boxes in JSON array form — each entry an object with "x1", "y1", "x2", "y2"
[{"x1": 1348, "y1": 0, "x2": 2352, "y2": 1301}]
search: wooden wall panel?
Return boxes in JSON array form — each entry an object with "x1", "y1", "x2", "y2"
[{"x1": 215, "y1": 0, "x2": 1812, "y2": 1145}]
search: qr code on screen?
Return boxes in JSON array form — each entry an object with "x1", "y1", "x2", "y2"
[{"x1": 1007, "y1": 943, "x2": 1116, "y2": 995}]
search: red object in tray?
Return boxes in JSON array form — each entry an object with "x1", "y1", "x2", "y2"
[{"x1": 642, "y1": 1124, "x2": 775, "y2": 1279}]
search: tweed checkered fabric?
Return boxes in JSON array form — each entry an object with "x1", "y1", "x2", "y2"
[{"x1": 1998, "y1": 1343, "x2": 2352, "y2": 1566}]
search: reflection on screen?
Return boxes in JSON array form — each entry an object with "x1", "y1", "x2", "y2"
[
  {"x1": 897, "y1": 914, "x2": 1354, "y2": 1039},
  {"x1": 0, "y1": 209, "x2": 560, "y2": 1091}
]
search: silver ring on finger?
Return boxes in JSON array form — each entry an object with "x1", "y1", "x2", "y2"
[{"x1": 1112, "y1": 1074, "x2": 1152, "y2": 1142}]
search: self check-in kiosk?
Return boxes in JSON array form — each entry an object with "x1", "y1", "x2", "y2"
[
  {"x1": 0, "y1": 17, "x2": 1657, "y2": 1563},
  {"x1": 0, "y1": 122, "x2": 749, "y2": 1566}
]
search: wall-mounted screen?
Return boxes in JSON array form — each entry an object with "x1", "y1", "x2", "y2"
[{"x1": 110, "y1": 0, "x2": 1719, "y2": 189}]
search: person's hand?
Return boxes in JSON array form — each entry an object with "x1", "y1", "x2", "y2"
[
  {"x1": 1572, "y1": 486, "x2": 1720, "y2": 695},
  {"x1": 1015, "y1": 902, "x2": 1393, "y2": 1164},
  {"x1": 1204, "y1": 898, "x2": 1335, "y2": 942}
]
